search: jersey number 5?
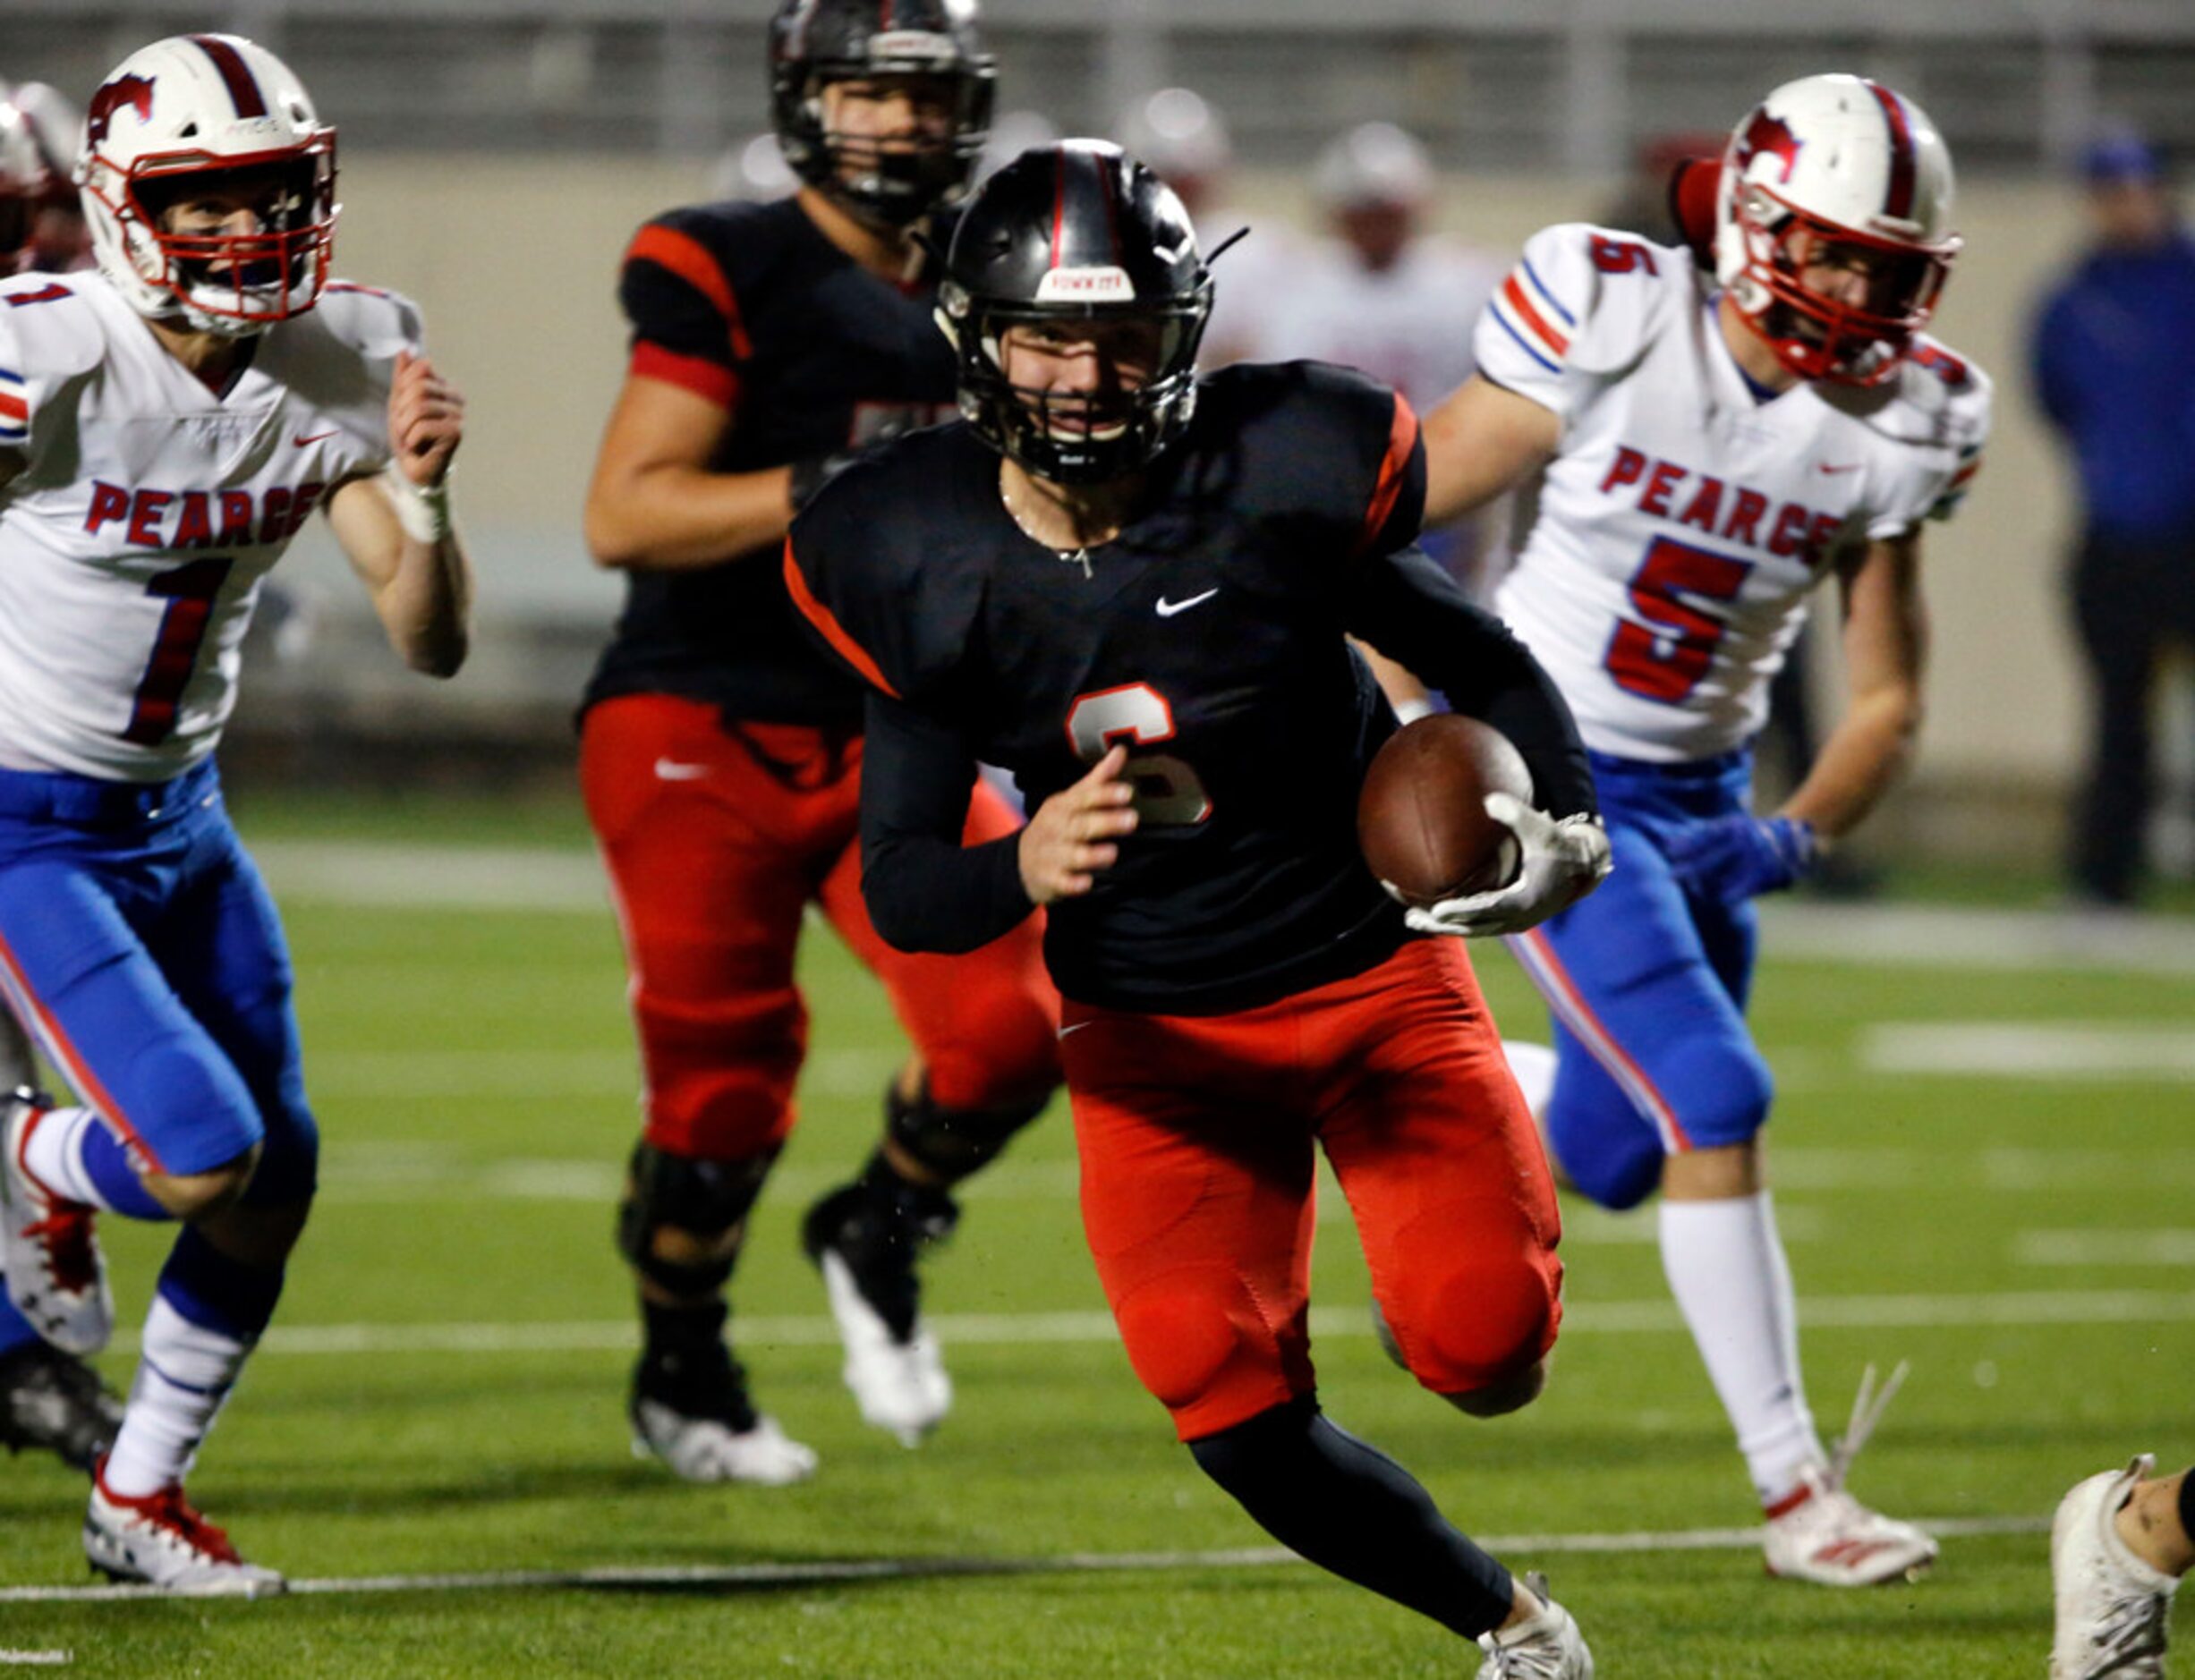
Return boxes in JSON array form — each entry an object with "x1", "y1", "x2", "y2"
[
  {"x1": 1604, "y1": 537, "x2": 1750, "y2": 704},
  {"x1": 1066, "y1": 683, "x2": 1212, "y2": 826},
  {"x1": 124, "y1": 557, "x2": 234, "y2": 745}
]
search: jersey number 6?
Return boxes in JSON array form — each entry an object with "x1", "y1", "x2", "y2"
[
  {"x1": 1066, "y1": 683, "x2": 1212, "y2": 827},
  {"x1": 1604, "y1": 536, "x2": 1750, "y2": 705}
]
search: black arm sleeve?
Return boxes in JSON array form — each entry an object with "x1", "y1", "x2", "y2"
[
  {"x1": 1348, "y1": 546, "x2": 1598, "y2": 820},
  {"x1": 858, "y1": 690, "x2": 1035, "y2": 955}
]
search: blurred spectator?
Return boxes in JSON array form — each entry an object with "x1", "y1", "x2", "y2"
[
  {"x1": 2031, "y1": 129, "x2": 2195, "y2": 906},
  {"x1": 1117, "y1": 88, "x2": 1302, "y2": 367},
  {"x1": 1259, "y1": 121, "x2": 1504, "y2": 593},
  {"x1": 976, "y1": 107, "x2": 1058, "y2": 184},
  {"x1": 1263, "y1": 122, "x2": 1499, "y2": 413}
]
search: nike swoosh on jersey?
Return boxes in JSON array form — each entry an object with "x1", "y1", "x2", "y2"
[
  {"x1": 1155, "y1": 589, "x2": 1219, "y2": 618},
  {"x1": 293, "y1": 429, "x2": 339, "y2": 446},
  {"x1": 1057, "y1": 1021, "x2": 1094, "y2": 1039},
  {"x1": 1817, "y1": 462, "x2": 1861, "y2": 474},
  {"x1": 652, "y1": 759, "x2": 710, "y2": 781}
]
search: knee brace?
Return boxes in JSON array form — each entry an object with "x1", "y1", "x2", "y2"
[
  {"x1": 615, "y1": 1140, "x2": 774, "y2": 1297},
  {"x1": 885, "y1": 1080, "x2": 1048, "y2": 1185}
]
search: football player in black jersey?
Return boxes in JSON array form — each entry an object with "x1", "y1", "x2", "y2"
[
  {"x1": 577, "y1": 0, "x2": 1059, "y2": 1484},
  {"x1": 787, "y1": 140, "x2": 1608, "y2": 1676}
]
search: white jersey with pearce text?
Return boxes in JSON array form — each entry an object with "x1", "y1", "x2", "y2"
[
  {"x1": 0, "y1": 270, "x2": 419, "y2": 782},
  {"x1": 1478, "y1": 224, "x2": 1989, "y2": 762}
]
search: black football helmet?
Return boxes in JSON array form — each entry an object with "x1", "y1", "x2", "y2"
[
  {"x1": 768, "y1": 0, "x2": 995, "y2": 227},
  {"x1": 939, "y1": 141, "x2": 1212, "y2": 485}
]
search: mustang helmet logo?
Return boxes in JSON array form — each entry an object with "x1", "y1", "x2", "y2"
[
  {"x1": 87, "y1": 74, "x2": 157, "y2": 148},
  {"x1": 1734, "y1": 110, "x2": 1801, "y2": 185}
]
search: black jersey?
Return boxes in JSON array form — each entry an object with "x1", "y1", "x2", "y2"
[
  {"x1": 582, "y1": 196, "x2": 959, "y2": 725},
  {"x1": 787, "y1": 361, "x2": 1595, "y2": 1014}
]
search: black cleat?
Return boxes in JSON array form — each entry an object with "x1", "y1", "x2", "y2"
[
  {"x1": 801, "y1": 1170, "x2": 957, "y2": 1444},
  {"x1": 627, "y1": 1335, "x2": 814, "y2": 1486},
  {"x1": 0, "y1": 1338, "x2": 124, "y2": 1472}
]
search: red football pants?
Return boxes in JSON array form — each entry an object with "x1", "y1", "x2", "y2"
[
  {"x1": 1060, "y1": 937, "x2": 1563, "y2": 1442},
  {"x1": 580, "y1": 694, "x2": 1059, "y2": 1161}
]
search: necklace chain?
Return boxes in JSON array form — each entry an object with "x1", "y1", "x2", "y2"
[{"x1": 999, "y1": 473, "x2": 1093, "y2": 579}]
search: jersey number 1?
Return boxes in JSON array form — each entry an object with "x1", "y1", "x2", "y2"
[
  {"x1": 1604, "y1": 537, "x2": 1750, "y2": 704},
  {"x1": 1066, "y1": 683, "x2": 1212, "y2": 827},
  {"x1": 124, "y1": 557, "x2": 234, "y2": 745}
]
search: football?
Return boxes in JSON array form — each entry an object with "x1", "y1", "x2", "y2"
[{"x1": 1357, "y1": 713, "x2": 1533, "y2": 908}]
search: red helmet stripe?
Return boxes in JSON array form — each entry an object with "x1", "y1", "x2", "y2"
[
  {"x1": 188, "y1": 35, "x2": 270, "y2": 121},
  {"x1": 1865, "y1": 81, "x2": 1917, "y2": 221},
  {"x1": 1050, "y1": 146, "x2": 1067, "y2": 271}
]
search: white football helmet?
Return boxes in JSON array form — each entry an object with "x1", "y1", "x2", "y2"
[
  {"x1": 1714, "y1": 73, "x2": 1959, "y2": 386},
  {"x1": 76, "y1": 34, "x2": 336, "y2": 336}
]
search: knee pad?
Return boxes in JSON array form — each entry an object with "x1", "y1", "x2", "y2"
[
  {"x1": 1114, "y1": 1268, "x2": 1300, "y2": 1436},
  {"x1": 1389, "y1": 1247, "x2": 1560, "y2": 1398},
  {"x1": 885, "y1": 1080, "x2": 1048, "y2": 1184},
  {"x1": 1549, "y1": 1116, "x2": 1664, "y2": 1211},
  {"x1": 615, "y1": 1140, "x2": 775, "y2": 1297},
  {"x1": 131, "y1": 1035, "x2": 265, "y2": 1179}
]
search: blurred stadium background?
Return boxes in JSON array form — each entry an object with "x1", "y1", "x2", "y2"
[{"x1": 15, "y1": 0, "x2": 2195, "y2": 880}]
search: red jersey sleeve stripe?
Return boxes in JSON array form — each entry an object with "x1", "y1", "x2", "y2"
[
  {"x1": 781, "y1": 539, "x2": 903, "y2": 700},
  {"x1": 629, "y1": 342, "x2": 740, "y2": 412},
  {"x1": 0, "y1": 393, "x2": 26, "y2": 422},
  {"x1": 1502, "y1": 272, "x2": 1571, "y2": 358},
  {"x1": 626, "y1": 225, "x2": 753, "y2": 361},
  {"x1": 1353, "y1": 392, "x2": 1420, "y2": 558}
]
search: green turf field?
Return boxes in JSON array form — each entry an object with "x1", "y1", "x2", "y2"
[{"x1": 1, "y1": 801, "x2": 2188, "y2": 1676}]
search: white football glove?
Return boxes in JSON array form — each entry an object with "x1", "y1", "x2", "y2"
[{"x1": 1400, "y1": 793, "x2": 1612, "y2": 938}]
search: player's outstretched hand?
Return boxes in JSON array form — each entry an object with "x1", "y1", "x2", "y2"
[
  {"x1": 1664, "y1": 813, "x2": 1816, "y2": 904},
  {"x1": 1404, "y1": 793, "x2": 1612, "y2": 938},
  {"x1": 388, "y1": 350, "x2": 464, "y2": 488},
  {"x1": 1019, "y1": 746, "x2": 1137, "y2": 906}
]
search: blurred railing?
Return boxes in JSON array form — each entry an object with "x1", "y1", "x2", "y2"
[{"x1": 12, "y1": 0, "x2": 2194, "y2": 173}]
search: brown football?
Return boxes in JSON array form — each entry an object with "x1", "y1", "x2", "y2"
[{"x1": 1357, "y1": 714, "x2": 1533, "y2": 909}]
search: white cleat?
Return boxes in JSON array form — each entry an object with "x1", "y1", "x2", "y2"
[
  {"x1": 84, "y1": 1462, "x2": 285, "y2": 1598},
  {"x1": 817, "y1": 1250, "x2": 950, "y2": 1447},
  {"x1": 1762, "y1": 1464, "x2": 1938, "y2": 1586},
  {"x1": 1764, "y1": 1359, "x2": 1938, "y2": 1587},
  {"x1": 629, "y1": 1396, "x2": 817, "y2": 1487},
  {"x1": 1476, "y1": 1571, "x2": 1595, "y2": 1678},
  {"x1": 2051, "y1": 1455, "x2": 2178, "y2": 1679},
  {"x1": 0, "y1": 1094, "x2": 111, "y2": 1356}
]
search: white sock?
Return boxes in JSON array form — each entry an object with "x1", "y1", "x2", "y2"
[
  {"x1": 1659, "y1": 1191, "x2": 1823, "y2": 1505},
  {"x1": 21, "y1": 1104, "x2": 114, "y2": 1207},
  {"x1": 1502, "y1": 1040, "x2": 1559, "y2": 1121},
  {"x1": 103, "y1": 1295, "x2": 251, "y2": 1498}
]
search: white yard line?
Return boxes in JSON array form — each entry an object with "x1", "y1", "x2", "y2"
[
  {"x1": 0, "y1": 1514, "x2": 2047, "y2": 1605},
  {"x1": 86, "y1": 1289, "x2": 2195, "y2": 1359},
  {"x1": 1861, "y1": 1022, "x2": 2195, "y2": 1082},
  {"x1": 2013, "y1": 1229, "x2": 2195, "y2": 1266}
]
